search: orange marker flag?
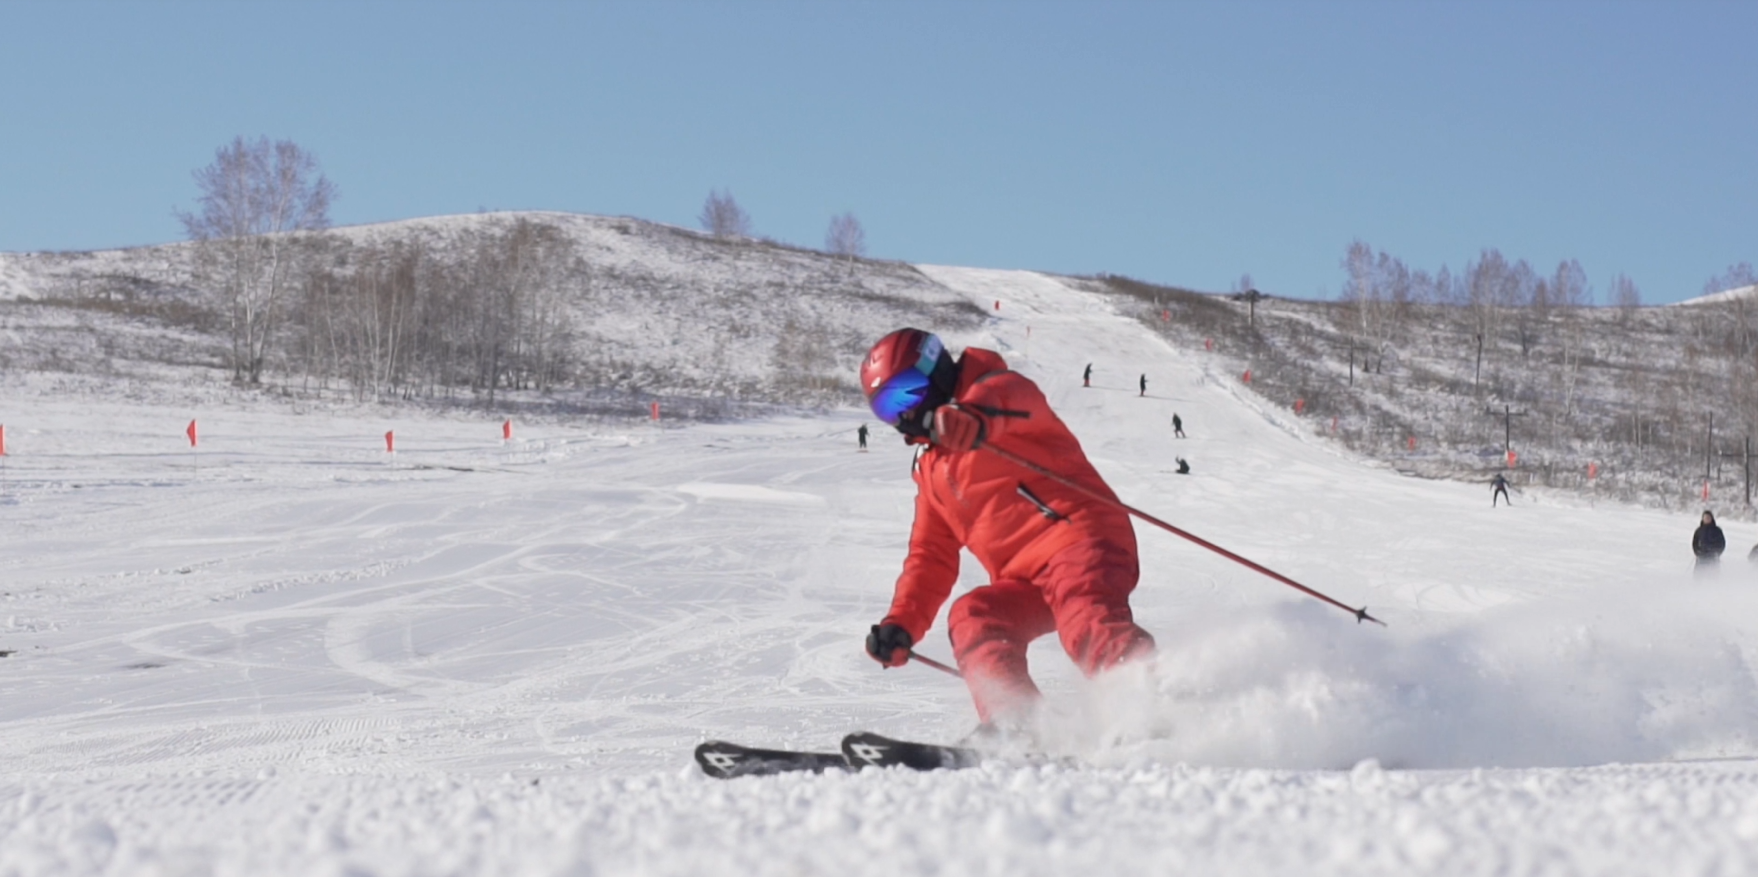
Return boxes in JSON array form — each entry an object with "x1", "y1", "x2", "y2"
[{"x1": 187, "y1": 420, "x2": 198, "y2": 448}]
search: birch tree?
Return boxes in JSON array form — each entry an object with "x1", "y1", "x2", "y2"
[
  {"x1": 825, "y1": 212, "x2": 866, "y2": 263},
  {"x1": 700, "y1": 189, "x2": 753, "y2": 239},
  {"x1": 179, "y1": 136, "x2": 336, "y2": 383}
]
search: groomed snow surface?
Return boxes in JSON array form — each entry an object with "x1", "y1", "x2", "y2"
[{"x1": 5, "y1": 267, "x2": 1758, "y2": 876}]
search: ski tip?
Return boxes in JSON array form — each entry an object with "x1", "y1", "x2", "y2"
[
  {"x1": 841, "y1": 732, "x2": 982, "y2": 771},
  {"x1": 1355, "y1": 606, "x2": 1387, "y2": 627}
]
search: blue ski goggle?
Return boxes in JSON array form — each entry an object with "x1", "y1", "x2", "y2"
[
  {"x1": 868, "y1": 335, "x2": 945, "y2": 426},
  {"x1": 869, "y1": 368, "x2": 933, "y2": 426}
]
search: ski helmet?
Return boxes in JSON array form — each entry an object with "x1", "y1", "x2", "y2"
[{"x1": 861, "y1": 328, "x2": 957, "y2": 435}]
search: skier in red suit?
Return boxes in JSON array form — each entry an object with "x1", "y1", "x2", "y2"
[{"x1": 859, "y1": 328, "x2": 1155, "y2": 727}]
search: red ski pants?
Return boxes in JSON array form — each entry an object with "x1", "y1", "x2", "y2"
[{"x1": 947, "y1": 537, "x2": 1155, "y2": 723}]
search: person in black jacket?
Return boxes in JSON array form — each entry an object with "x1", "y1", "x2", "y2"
[
  {"x1": 1490, "y1": 473, "x2": 1511, "y2": 507},
  {"x1": 1693, "y1": 510, "x2": 1726, "y2": 577}
]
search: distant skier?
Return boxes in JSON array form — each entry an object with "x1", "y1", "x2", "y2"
[
  {"x1": 1139, "y1": 374, "x2": 1147, "y2": 397},
  {"x1": 857, "y1": 423, "x2": 869, "y2": 452},
  {"x1": 1693, "y1": 511, "x2": 1726, "y2": 577},
  {"x1": 859, "y1": 328, "x2": 1155, "y2": 731},
  {"x1": 1172, "y1": 413, "x2": 1185, "y2": 438},
  {"x1": 1490, "y1": 473, "x2": 1511, "y2": 507},
  {"x1": 1083, "y1": 363, "x2": 1093, "y2": 388},
  {"x1": 1174, "y1": 457, "x2": 1190, "y2": 475}
]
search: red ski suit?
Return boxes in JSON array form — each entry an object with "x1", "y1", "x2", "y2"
[{"x1": 882, "y1": 348, "x2": 1154, "y2": 721}]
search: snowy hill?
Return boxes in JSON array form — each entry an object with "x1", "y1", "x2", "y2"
[
  {"x1": 0, "y1": 212, "x2": 985, "y2": 414},
  {"x1": 1088, "y1": 275, "x2": 1758, "y2": 515},
  {"x1": 5, "y1": 262, "x2": 1758, "y2": 875}
]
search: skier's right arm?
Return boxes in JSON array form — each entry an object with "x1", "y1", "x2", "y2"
[{"x1": 882, "y1": 488, "x2": 960, "y2": 644}]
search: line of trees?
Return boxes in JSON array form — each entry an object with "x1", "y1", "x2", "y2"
[
  {"x1": 179, "y1": 140, "x2": 586, "y2": 401},
  {"x1": 290, "y1": 220, "x2": 584, "y2": 402}
]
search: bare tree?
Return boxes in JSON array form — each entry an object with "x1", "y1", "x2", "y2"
[
  {"x1": 1611, "y1": 273, "x2": 1642, "y2": 322},
  {"x1": 178, "y1": 136, "x2": 336, "y2": 383},
  {"x1": 699, "y1": 189, "x2": 752, "y2": 239},
  {"x1": 1340, "y1": 240, "x2": 1393, "y2": 372},
  {"x1": 1704, "y1": 262, "x2": 1757, "y2": 298},
  {"x1": 825, "y1": 212, "x2": 866, "y2": 262},
  {"x1": 1552, "y1": 259, "x2": 1591, "y2": 308}
]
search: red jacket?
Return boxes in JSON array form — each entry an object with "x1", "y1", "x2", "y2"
[{"x1": 882, "y1": 348, "x2": 1136, "y2": 642}]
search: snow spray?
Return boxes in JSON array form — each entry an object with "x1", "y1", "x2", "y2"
[{"x1": 1065, "y1": 589, "x2": 1758, "y2": 770}]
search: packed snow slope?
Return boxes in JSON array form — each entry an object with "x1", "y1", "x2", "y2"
[{"x1": 5, "y1": 266, "x2": 1758, "y2": 875}]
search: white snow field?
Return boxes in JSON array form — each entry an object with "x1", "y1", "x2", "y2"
[{"x1": 5, "y1": 267, "x2": 1758, "y2": 876}]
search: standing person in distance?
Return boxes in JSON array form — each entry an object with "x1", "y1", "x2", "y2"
[
  {"x1": 1139, "y1": 374, "x2": 1147, "y2": 397},
  {"x1": 859, "y1": 328, "x2": 1156, "y2": 732},
  {"x1": 1693, "y1": 511, "x2": 1726, "y2": 577},
  {"x1": 1083, "y1": 363, "x2": 1093, "y2": 388},
  {"x1": 857, "y1": 423, "x2": 869, "y2": 452},
  {"x1": 1491, "y1": 473, "x2": 1511, "y2": 507},
  {"x1": 1172, "y1": 413, "x2": 1185, "y2": 438}
]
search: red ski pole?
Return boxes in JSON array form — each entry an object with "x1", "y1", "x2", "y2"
[
  {"x1": 978, "y1": 443, "x2": 1384, "y2": 626},
  {"x1": 907, "y1": 649, "x2": 963, "y2": 678}
]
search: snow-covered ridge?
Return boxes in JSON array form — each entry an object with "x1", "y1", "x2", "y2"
[{"x1": 1671, "y1": 283, "x2": 1758, "y2": 307}]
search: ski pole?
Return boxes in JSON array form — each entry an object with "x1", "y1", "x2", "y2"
[
  {"x1": 977, "y1": 443, "x2": 1385, "y2": 626},
  {"x1": 907, "y1": 650, "x2": 963, "y2": 678}
]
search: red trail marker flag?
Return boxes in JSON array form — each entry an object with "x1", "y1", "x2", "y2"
[{"x1": 186, "y1": 420, "x2": 198, "y2": 448}]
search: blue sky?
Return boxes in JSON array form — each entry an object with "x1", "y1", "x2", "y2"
[{"x1": 2, "y1": 0, "x2": 1753, "y2": 303}]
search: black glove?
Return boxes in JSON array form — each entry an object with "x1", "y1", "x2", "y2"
[{"x1": 865, "y1": 623, "x2": 913, "y2": 668}]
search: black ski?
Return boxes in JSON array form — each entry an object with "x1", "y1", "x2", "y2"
[
  {"x1": 841, "y1": 732, "x2": 982, "y2": 771},
  {"x1": 694, "y1": 741, "x2": 849, "y2": 779},
  {"x1": 694, "y1": 733, "x2": 984, "y2": 778}
]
